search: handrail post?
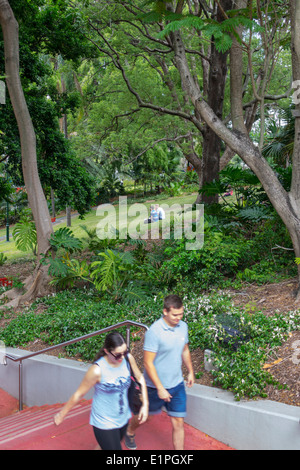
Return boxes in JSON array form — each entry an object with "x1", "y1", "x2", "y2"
[
  {"x1": 19, "y1": 360, "x2": 23, "y2": 411},
  {"x1": 126, "y1": 326, "x2": 131, "y2": 350}
]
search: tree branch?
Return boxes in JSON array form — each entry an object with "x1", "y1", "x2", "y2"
[
  {"x1": 127, "y1": 133, "x2": 193, "y2": 163},
  {"x1": 84, "y1": 21, "x2": 204, "y2": 133}
]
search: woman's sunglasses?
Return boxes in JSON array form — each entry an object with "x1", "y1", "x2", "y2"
[{"x1": 109, "y1": 350, "x2": 128, "y2": 360}]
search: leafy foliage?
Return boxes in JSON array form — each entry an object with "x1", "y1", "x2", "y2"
[
  {"x1": 45, "y1": 227, "x2": 157, "y2": 303},
  {"x1": 199, "y1": 165, "x2": 274, "y2": 234},
  {"x1": 148, "y1": 8, "x2": 264, "y2": 53},
  {"x1": 0, "y1": 0, "x2": 297, "y2": 405},
  {"x1": 90, "y1": 249, "x2": 127, "y2": 292},
  {"x1": 0, "y1": 176, "x2": 13, "y2": 203},
  {"x1": 237, "y1": 206, "x2": 273, "y2": 223},
  {"x1": 0, "y1": 253, "x2": 7, "y2": 266},
  {"x1": 49, "y1": 227, "x2": 83, "y2": 254},
  {"x1": 80, "y1": 224, "x2": 119, "y2": 253},
  {"x1": 12, "y1": 215, "x2": 37, "y2": 255},
  {"x1": 49, "y1": 258, "x2": 90, "y2": 289},
  {"x1": 43, "y1": 228, "x2": 84, "y2": 287},
  {"x1": 89, "y1": 249, "x2": 155, "y2": 305},
  {"x1": 262, "y1": 107, "x2": 295, "y2": 167},
  {"x1": 161, "y1": 232, "x2": 252, "y2": 290},
  {"x1": 1, "y1": 289, "x2": 299, "y2": 400},
  {"x1": 0, "y1": 0, "x2": 96, "y2": 215},
  {"x1": 200, "y1": 166, "x2": 264, "y2": 208}
]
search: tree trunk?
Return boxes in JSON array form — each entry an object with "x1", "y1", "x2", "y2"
[
  {"x1": 289, "y1": 0, "x2": 300, "y2": 298},
  {"x1": 201, "y1": 0, "x2": 232, "y2": 204},
  {"x1": 184, "y1": 146, "x2": 203, "y2": 204},
  {"x1": 66, "y1": 206, "x2": 72, "y2": 227},
  {"x1": 51, "y1": 187, "x2": 56, "y2": 217},
  {"x1": 171, "y1": 0, "x2": 300, "y2": 299},
  {"x1": 0, "y1": 0, "x2": 53, "y2": 307}
]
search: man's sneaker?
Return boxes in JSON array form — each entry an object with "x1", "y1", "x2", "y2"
[{"x1": 125, "y1": 433, "x2": 137, "y2": 450}]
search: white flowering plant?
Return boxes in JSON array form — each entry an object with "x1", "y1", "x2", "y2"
[
  {"x1": 1, "y1": 288, "x2": 299, "y2": 400},
  {"x1": 183, "y1": 292, "x2": 300, "y2": 400}
]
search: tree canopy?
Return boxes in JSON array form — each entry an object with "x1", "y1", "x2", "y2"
[
  {"x1": 0, "y1": 0, "x2": 96, "y2": 214},
  {"x1": 2, "y1": 0, "x2": 300, "y2": 302}
]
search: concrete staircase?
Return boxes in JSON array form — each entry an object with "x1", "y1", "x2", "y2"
[
  {"x1": 0, "y1": 390, "x2": 232, "y2": 450},
  {"x1": 0, "y1": 401, "x2": 95, "y2": 450}
]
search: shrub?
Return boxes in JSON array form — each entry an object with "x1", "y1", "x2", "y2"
[
  {"x1": 182, "y1": 294, "x2": 300, "y2": 400},
  {"x1": 160, "y1": 232, "x2": 252, "y2": 289},
  {"x1": 0, "y1": 253, "x2": 7, "y2": 266},
  {"x1": 1, "y1": 289, "x2": 299, "y2": 400}
]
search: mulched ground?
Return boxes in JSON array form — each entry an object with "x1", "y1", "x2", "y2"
[{"x1": 1, "y1": 260, "x2": 299, "y2": 407}]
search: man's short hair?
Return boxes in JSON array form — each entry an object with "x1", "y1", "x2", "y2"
[{"x1": 163, "y1": 294, "x2": 183, "y2": 311}]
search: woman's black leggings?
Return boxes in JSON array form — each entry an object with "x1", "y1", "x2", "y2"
[{"x1": 93, "y1": 422, "x2": 128, "y2": 450}]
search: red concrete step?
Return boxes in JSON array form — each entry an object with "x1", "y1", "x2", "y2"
[
  {"x1": 0, "y1": 389, "x2": 233, "y2": 450},
  {"x1": 0, "y1": 401, "x2": 93, "y2": 450},
  {"x1": 0, "y1": 388, "x2": 19, "y2": 418}
]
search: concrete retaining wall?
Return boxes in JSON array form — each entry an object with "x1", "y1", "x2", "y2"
[
  {"x1": 1, "y1": 347, "x2": 300, "y2": 450},
  {"x1": 1, "y1": 347, "x2": 93, "y2": 407},
  {"x1": 186, "y1": 383, "x2": 300, "y2": 450}
]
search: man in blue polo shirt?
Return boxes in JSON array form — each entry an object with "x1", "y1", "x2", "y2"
[{"x1": 125, "y1": 294, "x2": 194, "y2": 450}]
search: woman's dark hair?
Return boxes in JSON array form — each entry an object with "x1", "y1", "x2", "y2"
[
  {"x1": 94, "y1": 331, "x2": 126, "y2": 362},
  {"x1": 163, "y1": 294, "x2": 183, "y2": 311}
]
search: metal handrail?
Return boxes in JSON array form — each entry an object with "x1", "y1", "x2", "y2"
[{"x1": 4, "y1": 320, "x2": 148, "y2": 411}]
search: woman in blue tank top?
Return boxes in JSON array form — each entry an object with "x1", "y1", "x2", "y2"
[{"x1": 54, "y1": 331, "x2": 148, "y2": 450}]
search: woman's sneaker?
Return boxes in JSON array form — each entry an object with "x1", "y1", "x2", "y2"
[{"x1": 125, "y1": 433, "x2": 137, "y2": 450}]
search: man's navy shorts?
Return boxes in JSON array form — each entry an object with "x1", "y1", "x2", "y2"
[{"x1": 147, "y1": 381, "x2": 186, "y2": 417}]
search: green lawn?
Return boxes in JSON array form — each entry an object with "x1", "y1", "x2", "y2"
[{"x1": 0, "y1": 193, "x2": 199, "y2": 262}]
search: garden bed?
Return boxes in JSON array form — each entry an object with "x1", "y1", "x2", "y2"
[{"x1": 0, "y1": 260, "x2": 299, "y2": 407}]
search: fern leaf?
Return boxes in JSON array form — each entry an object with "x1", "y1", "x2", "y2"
[
  {"x1": 214, "y1": 33, "x2": 232, "y2": 53},
  {"x1": 156, "y1": 15, "x2": 205, "y2": 38},
  {"x1": 237, "y1": 206, "x2": 272, "y2": 222}
]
